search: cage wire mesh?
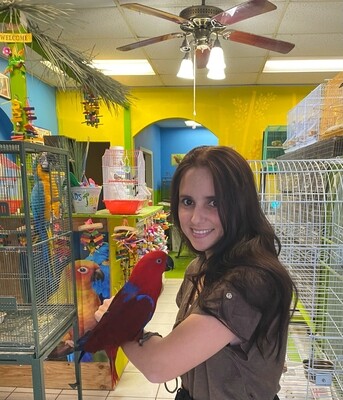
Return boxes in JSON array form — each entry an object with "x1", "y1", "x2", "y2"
[
  {"x1": 284, "y1": 84, "x2": 325, "y2": 154},
  {"x1": 0, "y1": 142, "x2": 76, "y2": 356},
  {"x1": 248, "y1": 159, "x2": 343, "y2": 400},
  {"x1": 277, "y1": 136, "x2": 343, "y2": 161}
]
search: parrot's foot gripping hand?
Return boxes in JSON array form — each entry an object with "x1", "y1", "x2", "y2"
[{"x1": 138, "y1": 331, "x2": 162, "y2": 346}]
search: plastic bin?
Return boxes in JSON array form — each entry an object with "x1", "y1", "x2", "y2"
[
  {"x1": 104, "y1": 199, "x2": 145, "y2": 215},
  {"x1": 71, "y1": 186, "x2": 102, "y2": 213}
]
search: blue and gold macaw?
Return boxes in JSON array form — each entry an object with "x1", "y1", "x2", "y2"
[{"x1": 30, "y1": 152, "x2": 61, "y2": 297}]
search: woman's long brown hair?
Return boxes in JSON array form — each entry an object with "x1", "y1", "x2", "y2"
[{"x1": 170, "y1": 146, "x2": 298, "y2": 358}]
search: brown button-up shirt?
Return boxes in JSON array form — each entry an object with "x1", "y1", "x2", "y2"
[{"x1": 174, "y1": 258, "x2": 286, "y2": 400}]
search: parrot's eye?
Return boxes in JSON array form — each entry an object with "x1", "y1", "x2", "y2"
[
  {"x1": 78, "y1": 267, "x2": 89, "y2": 274},
  {"x1": 156, "y1": 258, "x2": 163, "y2": 264}
]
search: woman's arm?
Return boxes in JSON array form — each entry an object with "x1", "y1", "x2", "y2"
[
  {"x1": 122, "y1": 312, "x2": 238, "y2": 383},
  {"x1": 94, "y1": 294, "x2": 239, "y2": 383}
]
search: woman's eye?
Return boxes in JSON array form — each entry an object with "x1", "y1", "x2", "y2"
[
  {"x1": 209, "y1": 199, "x2": 217, "y2": 207},
  {"x1": 181, "y1": 198, "x2": 193, "y2": 206}
]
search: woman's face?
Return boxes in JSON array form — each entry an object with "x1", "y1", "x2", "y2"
[{"x1": 178, "y1": 166, "x2": 224, "y2": 255}]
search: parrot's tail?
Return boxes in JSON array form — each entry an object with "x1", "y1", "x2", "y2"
[
  {"x1": 76, "y1": 333, "x2": 119, "y2": 388},
  {"x1": 105, "y1": 346, "x2": 119, "y2": 388}
]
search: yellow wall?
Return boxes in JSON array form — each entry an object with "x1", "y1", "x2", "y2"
[
  {"x1": 56, "y1": 91, "x2": 126, "y2": 144},
  {"x1": 56, "y1": 85, "x2": 314, "y2": 158}
]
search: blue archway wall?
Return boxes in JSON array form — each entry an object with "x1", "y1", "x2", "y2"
[
  {"x1": 0, "y1": 107, "x2": 12, "y2": 140},
  {"x1": 0, "y1": 57, "x2": 58, "y2": 140},
  {"x1": 134, "y1": 121, "x2": 218, "y2": 197}
]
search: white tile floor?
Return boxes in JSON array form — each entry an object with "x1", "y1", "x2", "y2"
[{"x1": 0, "y1": 279, "x2": 183, "y2": 400}]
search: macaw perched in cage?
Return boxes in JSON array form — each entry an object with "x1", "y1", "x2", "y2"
[{"x1": 30, "y1": 152, "x2": 61, "y2": 297}]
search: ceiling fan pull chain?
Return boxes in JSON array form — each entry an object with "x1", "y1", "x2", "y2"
[{"x1": 193, "y1": 49, "x2": 197, "y2": 120}]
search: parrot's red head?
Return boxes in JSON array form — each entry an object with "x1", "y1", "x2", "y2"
[
  {"x1": 130, "y1": 250, "x2": 168, "y2": 276},
  {"x1": 129, "y1": 250, "x2": 169, "y2": 298}
]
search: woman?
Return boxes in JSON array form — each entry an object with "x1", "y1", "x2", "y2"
[{"x1": 96, "y1": 146, "x2": 298, "y2": 400}]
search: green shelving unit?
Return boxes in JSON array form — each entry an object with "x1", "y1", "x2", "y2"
[{"x1": 262, "y1": 125, "x2": 287, "y2": 160}]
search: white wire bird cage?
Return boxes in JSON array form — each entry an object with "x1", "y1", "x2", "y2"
[
  {"x1": 102, "y1": 147, "x2": 150, "y2": 214},
  {"x1": 0, "y1": 141, "x2": 82, "y2": 400},
  {"x1": 249, "y1": 159, "x2": 343, "y2": 400}
]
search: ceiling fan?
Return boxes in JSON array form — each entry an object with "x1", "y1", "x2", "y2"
[{"x1": 116, "y1": 0, "x2": 295, "y2": 68}]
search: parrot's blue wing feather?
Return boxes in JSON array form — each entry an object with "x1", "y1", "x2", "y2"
[
  {"x1": 76, "y1": 330, "x2": 93, "y2": 358},
  {"x1": 136, "y1": 294, "x2": 155, "y2": 324}
]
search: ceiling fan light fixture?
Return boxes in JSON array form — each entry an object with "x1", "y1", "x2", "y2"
[
  {"x1": 207, "y1": 67, "x2": 226, "y2": 80},
  {"x1": 177, "y1": 52, "x2": 194, "y2": 79},
  {"x1": 180, "y1": 36, "x2": 191, "y2": 53},
  {"x1": 206, "y1": 38, "x2": 226, "y2": 70}
]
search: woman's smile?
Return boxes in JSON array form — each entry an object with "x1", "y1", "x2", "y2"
[{"x1": 191, "y1": 228, "x2": 214, "y2": 236}]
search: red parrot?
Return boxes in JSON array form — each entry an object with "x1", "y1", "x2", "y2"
[{"x1": 77, "y1": 250, "x2": 169, "y2": 386}]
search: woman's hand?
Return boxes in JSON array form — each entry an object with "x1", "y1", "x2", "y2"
[{"x1": 94, "y1": 296, "x2": 115, "y2": 322}]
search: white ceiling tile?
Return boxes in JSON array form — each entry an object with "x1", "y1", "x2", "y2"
[
  {"x1": 258, "y1": 71, "x2": 338, "y2": 85},
  {"x1": 279, "y1": 1, "x2": 343, "y2": 34},
  {"x1": 227, "y1": 72, "x2": 260, "y2": 85},
  {"x1": 285, "y1": 34, "x2": 343, "y2": 57},
  {"x1": 112, "y1": 74, "x2": 165, "y2": 87},
  {"x1": 227, "y1": 57, "x2": 266, "y2": 73}
]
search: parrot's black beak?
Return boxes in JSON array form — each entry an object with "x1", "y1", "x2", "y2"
[
  {"x1": 92, "y1": 268, "x2": 105, "y2": 282},
  {"x1": 165, "y1": 255, "x2": 174, "y2": 271}
]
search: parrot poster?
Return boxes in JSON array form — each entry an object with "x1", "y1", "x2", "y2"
[
  {"x1": 74, "y1": 259, "x2": 105, "y2": 338},
  {"x1": 48, "y1": 259, "x2": 104, "y2": 359},
  {"x1": 76, "y1": 250, "x2": 169, "y2": 386}
]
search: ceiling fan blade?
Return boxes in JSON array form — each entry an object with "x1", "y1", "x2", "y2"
[
  {"x1": 195, "y1": 48, "x2": 211, "y2": 69},
  {"x1": 117, "y1": 32, "x2": 183, "y2": 51},
  {"x1": 213, "y1": 0, "x2": 277, "y2": 26},
  {"x1": 223, "y1": 30, "x2": 295, "y2": 54},
  {"x1": 120, "y1": 3, "x2": 188, "y2": 24}
]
